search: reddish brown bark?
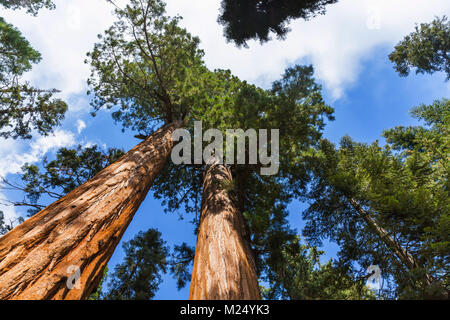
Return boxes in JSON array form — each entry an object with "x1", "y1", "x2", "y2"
[
  {"x1": 0, "y1": 121, "x2": 181, "y2": 300},
  {"x1": 189, "y1": 163, "x2": 260, "y2": 300}
]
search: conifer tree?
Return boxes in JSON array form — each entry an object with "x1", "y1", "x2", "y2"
[
  {"x1": 389, "y1": 16, "x2": 450, "y2": 80},
  {"x1": 0, "y1": 0, "x2": 67, "y2": 139},
  {"x1": 302, "y1": 100, "x2": 449, "y2": 299}
]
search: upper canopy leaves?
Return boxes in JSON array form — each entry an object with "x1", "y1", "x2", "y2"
[
  {"x1": 0, "y1": 0, "x2": 54, "y2": 16},
  {"x1": 389, "y1": 16, "x2": 450, "y2": 80},
  {"x1": 302, "y1": 100, "x2": 449, "y2": 298},
  {"x1": 0, "y1": 2, "x2": 67, "y2": 139},
  {"x1": 218, "y1": 0, "x2": 338, "y2": 47},
  {"x1": 87, "y1": 0, "x2": 209, "y2": 132}
]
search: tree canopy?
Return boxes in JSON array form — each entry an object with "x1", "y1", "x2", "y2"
[
  {"x1": 150, "y1": 64, "x2": 337, "y2": 296},
  {"x1": 0, "y1": 0, "x2": 67, "y2": 139},
  {"x1": 103, "y1": 228, "x2": 169, "y2": 300},
  {"x1": 263, "y1": 236, "x2": 376, "y2": 300},
  {"x1": 87, "y1": 0, "x2": 209, "y2": 130},
  {"x1": 389, "y1": 16, "x2": 450, "y2": 80},
  {"x1": 218, "y1": 0, "x2": 338, "y2": 47},
  {"x1": 0, "y1": 0, "x2": 54, "y2": 15},
  {"x1": 302, "y1": 100, "x2": 449, "y2": 298}
]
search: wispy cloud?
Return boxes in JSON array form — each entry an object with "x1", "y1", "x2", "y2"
[
  {"x1": 76, "y1": 119, "x2": 86, "y2": 134},
  {"x1": 0, "y1": 129, "x2": 76, "y2": 220}
]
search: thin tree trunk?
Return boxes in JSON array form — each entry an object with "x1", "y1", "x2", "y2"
[
  {"x1": 349, "y1": 198, "x2": 433, "y2": 285},
  {"x1": 0, "y1": 121, "x2": 181, "y2": 300},
  {"x1": 189, "y1": 163, "x2": 260, "y2": 300}
]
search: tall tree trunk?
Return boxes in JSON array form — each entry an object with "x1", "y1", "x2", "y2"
[
  {"x1": 189, "y1": 163, "x2": 260, "y2": 300},
  {"x1": 0, "y1": 121, "x2": 181, "y2": 300},
  {"x1": 349, "y1": 198, "x2": 433, "y2": 285}
]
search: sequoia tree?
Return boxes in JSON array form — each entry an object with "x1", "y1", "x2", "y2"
[
  {"x1": 0, "y1": 121, "x2": 181, "y2": 299},
  {"x1": 2, "y1": 144, "x2": 181, "y2": 300},
  {"x1": 189, "y1": 162, "x2": 260, "y2": 299},
  {"x1": 1, "y1": 0, "x2": 337, "y2": 300},
  {"x1": 152, "y1": 65, "x2": 334, "y2": 299},
  {"x1": 0, "y1": 0, "x2": 212, "y2": 299}
]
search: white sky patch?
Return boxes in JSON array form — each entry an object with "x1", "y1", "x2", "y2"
[
  {"x1": 0, "y1": 130, "x2": 76, "y2": 220},
  {"x1": 0, "y1": 193, "x2": 23, "y2": 225},
  {"x1": 0, "y1": 129, "x2": 76, "y2": 177},
  {"x1": 1, "y1": 0, "x2": 449, "y2": 103},
  {"x1": 76, "y1": 119, "x2": 86, "y2": 134},
  {"x1": 82, "y1": 141, "x2": 95, "y2": 148}
]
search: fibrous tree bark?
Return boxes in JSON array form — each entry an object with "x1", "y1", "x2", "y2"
[
  {"x1": 189, "y1": 162, "x2": 260, "y2": 300},
  {"x1": 0, "y1": 121, "x2": 181, "y2": 300}
]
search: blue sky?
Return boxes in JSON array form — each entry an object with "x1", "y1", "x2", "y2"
[{"x1": 0, "y1": 0, "x2": 449, "y2": 299}]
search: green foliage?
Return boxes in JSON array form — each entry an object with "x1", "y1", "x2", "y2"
[
  {"x1": 169, "y1": 242, "x2": 195, "y2": 290},
  {"x1": 218, "y1": 0, "x2": 338, "y2": 47},
  {"x1": 0, "y1": 85, "x2": 68, "y2": 139},
  {"x1": 87, "y1": 0, "x2": 209, "y2": 131},
  {"x1": 389, "y1": 16, "x2": 450, "y2": 80},
  {"x1": 0, "y1": 211, "x2": 8, "y2": 235},
  {"x1": 151, "y1": 64, "x2": 334, "y2": 291},
  {"x1": 0, "y1": 16, "x2": 41, "y2": 76},
  {"x1": 0, "y1": 3, "x2": 67, "y2": 139},
  {"x1": 263, "y1": 237, "x2": 376, "y2": 300},
  {"x1": 0, "y1": 0, "x2": 54, "y2": 15},
  {"x1": 103, "y1": 229, "x2": 169, "y2": 300},
  {"x1": 0, "y1": 210, "x2": 23, "y2": 236},
  {"x1": 16, "y1": 145, "x2": 124, "y2": 216},
  {"x1": 88, "y1": 266, "x2": 108, "y2": 300},
  {"x1": 153, "y1": 64, "x2": 333, "y2": 211},
  {"x1": 302, "y1": 100, "x2": 449, "y2": 299}
]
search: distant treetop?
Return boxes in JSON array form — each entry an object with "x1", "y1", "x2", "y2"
[
  {"x1": 389, "y1": 16, "x2": 450, "y2": 80},
  {"x1": 218, "y1": 0, "x2": 338, "y2": 47}
]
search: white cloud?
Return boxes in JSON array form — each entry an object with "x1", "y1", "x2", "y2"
[
  {"x1": 0, "y1": 192, "x2": 22, "y2": 224},
  {"x1": 76, "y1": 119, "x2": 86, "y2": 134},
  {"x1": 3, "y1": 0, "x2": 448, "y2": 102},
  {"x1": 0, "y1": 130, "x2": 76, "y2": 220},
  {"x1": 0, "y1": 129, "x2": 76, "y2": 177},
  {"x1": 1, "y1": 0, "x2": 120, "y2": 111}
]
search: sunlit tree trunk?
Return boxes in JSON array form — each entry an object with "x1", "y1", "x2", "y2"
[
  {"x1": 0, "y1": 121, "x2": 181, "y2": 300},
  {"x1": 189, "y1": 163, "x2": 260, "y2": 300}
]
